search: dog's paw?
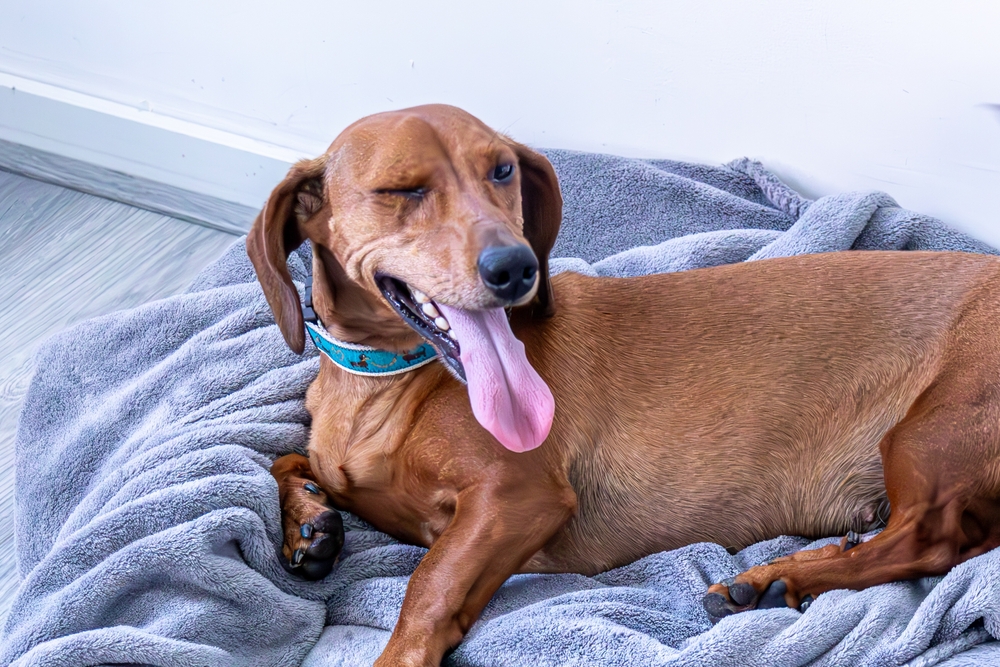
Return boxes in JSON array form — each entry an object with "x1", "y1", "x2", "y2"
[
  {"x1": 703, "y1": 577, "x2": 803, "y2": 621},
  {"x1": 703, "y1": 577, "x2": 762, "y2": 619},
  {"x1": 279, "y1": 477, "x2": 344, "y2": 580}
]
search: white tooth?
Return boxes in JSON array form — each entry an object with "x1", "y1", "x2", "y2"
[
  {"x1": 421, "y1": 302, "x2": 439, "y2": 318},
  {"x1": 434, "y1": 316, "x2": 450, "y2": 331},
  {"x1": 448, "y1": 329, "x2": 458, "y2": 340},
  {"x1": 412, "y1": 289, "x2": 430, "y2": 304}
]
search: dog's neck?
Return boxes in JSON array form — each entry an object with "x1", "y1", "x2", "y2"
[
  {"x1": 309, "y1": 244, "x2": 425, "y2": 352},
  {"x1": 300, "y1": 246, "x2": 450, "y2": 470},
  {"x1": 296, "y1": 244, "x2": 446, "y2": 393}
]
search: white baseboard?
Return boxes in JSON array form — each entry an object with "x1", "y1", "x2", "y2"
[
  {"x1": 0, "y1": 137, "x2": 254, "y2": 234},
  {"x1": 0, "y1": 72, "x2": 300, "y2": 231}
]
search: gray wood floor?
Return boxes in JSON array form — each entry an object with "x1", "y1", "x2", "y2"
[{"x1": 0, "y1": 169, "x2": 238, "y2": 619}]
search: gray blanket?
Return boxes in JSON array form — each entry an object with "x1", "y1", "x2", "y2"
[{"x1": 3, "y1": 151, "x2": 999, "y2": 667}]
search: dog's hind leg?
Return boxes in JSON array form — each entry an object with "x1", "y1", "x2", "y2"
[
  {"x1": 705, "y1": 358, "x2": 1000, "y2": 618},
  {"x1": 271, "y1": 453, "x2": 345, "y2": 580}
]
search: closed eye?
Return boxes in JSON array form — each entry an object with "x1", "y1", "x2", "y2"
[{"x1": 374, "y1": 187, "x2": 428, "y2": 199}]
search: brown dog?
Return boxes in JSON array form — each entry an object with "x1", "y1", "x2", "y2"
[{"x1": 248, "y1": 104, "x2": 1000, "y2": 666}]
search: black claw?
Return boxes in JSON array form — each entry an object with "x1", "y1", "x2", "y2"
[
  {"x1": 292, "y1": 548, "x2": 305, "y2": 566},
  {"x1": 799, "y1": 594, "x2": 814, "y2": 612},
  {"x1": 845, "y1": 530, "x2": 860, "y2": 550},
  {"x1": 280, "y1": 553, "x2": 300, "y2": 574},
  {"x1": 703, "y1": 592, "x2": 734, "y2": 619},
  {"x1": 729, "y1": 582, "x2": 759, "y2": 607},
  {"x1": 757, "y1": 579, "x2": 789, "y2": 609},
  {"x1": 300, "y1": 523, "x2": 314, "y2": 539},
  {"x1": 304, "y1": 482, "x2": 321, "y2": 495}
]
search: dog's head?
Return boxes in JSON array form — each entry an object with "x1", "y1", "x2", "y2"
[{"x1": 247, "y1": 104, "x2": 561, "y2": 452}]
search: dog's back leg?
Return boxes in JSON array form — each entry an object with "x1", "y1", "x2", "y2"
[{"x1": 704, "y1": 340, "x2": 1000, "y2": 618}]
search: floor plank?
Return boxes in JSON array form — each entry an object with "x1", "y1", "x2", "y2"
[{"x1": 0, "y1": 169, "x2": 238, "y2": 620}]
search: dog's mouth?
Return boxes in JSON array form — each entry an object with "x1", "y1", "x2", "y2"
[
  {"x1": 376, "y1": 275, "x2": 465, "y2": 381},
  {"x1": 375, "y1": 272, "x2": 555, "y2": 453}
]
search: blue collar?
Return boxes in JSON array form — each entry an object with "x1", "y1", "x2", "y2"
[
  {"x1": 305, "y1": 321, "x2": 438, "y2": 376},
  {"x1": 301, "y1": 266, "x2": 438, "y2": 376}
]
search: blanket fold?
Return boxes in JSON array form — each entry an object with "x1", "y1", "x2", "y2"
[{"x1": 2, "y1": 150, "x2": 998, "y2": 667}]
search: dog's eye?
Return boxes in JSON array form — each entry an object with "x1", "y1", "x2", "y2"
[
  {"x1": 375, "y1": 187, "x2": 427, "y2": 199},
  {"x1": 492, "y1": 163, "x2": 514, "y2": 183}
]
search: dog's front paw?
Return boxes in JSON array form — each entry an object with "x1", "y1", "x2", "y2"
[{"x1": 278, "y1": 475, "x2": 344, "y2": 580}]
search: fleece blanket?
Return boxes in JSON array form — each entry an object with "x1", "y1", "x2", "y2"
[{"x1": 3, "y1": 151, "x2": 999, "y2": 667}]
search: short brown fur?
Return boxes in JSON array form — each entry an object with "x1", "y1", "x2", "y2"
[{"x1": 247, "y1": 104, "x2": 1000, "y2": 666}]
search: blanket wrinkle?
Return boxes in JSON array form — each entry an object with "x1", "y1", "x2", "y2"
[{"x1": 3, "y1": 149, "x2": 999, "y2": 667}]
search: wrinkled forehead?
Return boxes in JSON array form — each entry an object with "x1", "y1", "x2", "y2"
[{"x1": 326, "y1": 107, "x2": 517, "y2": 185}]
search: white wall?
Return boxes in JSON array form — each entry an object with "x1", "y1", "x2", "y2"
[{"x1": 1, "y1": 1, "x2": 999, "y2": 243}]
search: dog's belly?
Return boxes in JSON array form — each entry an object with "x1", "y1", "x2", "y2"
[{"x1": 523, "y1": 392, "x2": 900, "y2": 575}]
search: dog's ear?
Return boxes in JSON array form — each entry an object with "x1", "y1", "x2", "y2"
[
  {"x1": 247, "y1": 156, "x2": 327, "y2": 354},
  {"x1": 511, "y1": 143, "x2": 562, "y2": 318}
]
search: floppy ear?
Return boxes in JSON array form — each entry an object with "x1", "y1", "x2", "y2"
[
  {"x1": 246, "y1": 156, "x2": 327, "y2": 354},
  {"x1": 511, "y1": 143, "x2": 562, "y2": 318}
]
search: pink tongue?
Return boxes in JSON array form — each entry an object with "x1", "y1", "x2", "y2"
[{"x1": 436, "y1": 304, "x2": 554, "y2": 452}]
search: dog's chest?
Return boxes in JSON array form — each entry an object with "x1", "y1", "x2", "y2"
[{"x1": 305, "y1": 365, "x2": 460, "y2": 503}]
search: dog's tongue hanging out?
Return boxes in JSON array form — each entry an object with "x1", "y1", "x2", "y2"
[{"x1": 436, "y1": 304, "x2": 554, "y2": 452}]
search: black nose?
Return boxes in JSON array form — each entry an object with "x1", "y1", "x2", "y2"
[{"x1": 478, "y1": 244, "x2": 539, "y2": 303}]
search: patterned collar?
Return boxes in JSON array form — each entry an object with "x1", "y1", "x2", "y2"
[
  {"x1": 301, "y1": 270, "x2": 438, "y2": 376},
  {"x1": 304, "y1": 320, "x2": 437, "y2": 376}
]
